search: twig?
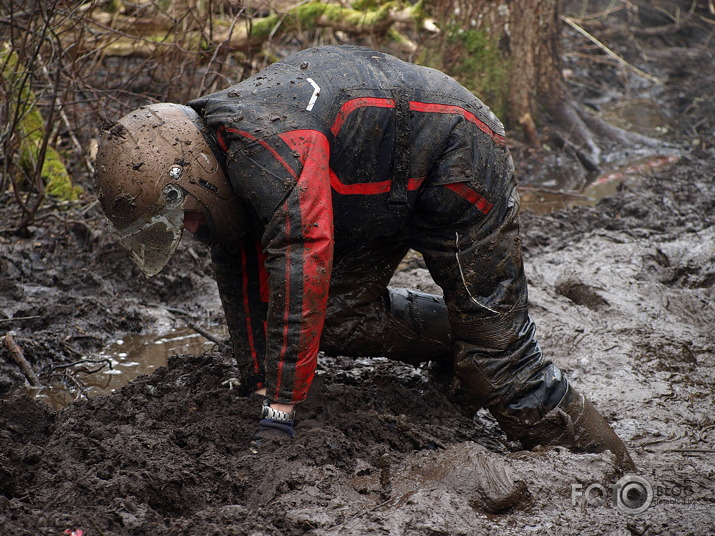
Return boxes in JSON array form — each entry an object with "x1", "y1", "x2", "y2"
[
  {"x1": 667, "y1": 448, "x2": 715, "y2": 453},
  {"x1": 379, "y1": 452, "x2": 392, "y2": 501},
  {"x1": 185, "y1": 321, "x2": 226, "y2": 345},
  {"x1": 47, "y1": 358, "x2": 113, "y2": 374},
  {"x1": 3, "y1": 331, "x2": 42, "y2": 387},
  {"x1": 562, "y1": 15, "x2": 663, "y2": 85},
  {"x1": 161, "y1": 305, "x2": 197, "y2": 317},
  {"x1": 199, "y1": 7, "x2": 245, "y2": 96},
  {"x1": 145, "y1": 303, "x2": 225, "y2": 344},
  {"x1": 654, "y1": 5, "x2": 681, "y2": 24},
  {"x1": 0, "y1": 316, "x2": 42, "y2": 323},
  {"x1": 48, "y1": 371, "x2": 89, "y2": 398},
  {"x1": 34, "y1": 211, "x2": 94, "y2": 233},
  {"x1": 36, "y1": 52, "x2": 95, "y2": 174},
  {"x1": 573, "y1": 5, "x2": 624, "y2": 21},
  {"x1": 61, "y1": 341, "x2": 83, "y2": 358}
]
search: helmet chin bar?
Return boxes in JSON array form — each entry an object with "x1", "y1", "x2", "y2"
[{"x1": 107, "y1": 184, "x2": 187, "y2": 277}]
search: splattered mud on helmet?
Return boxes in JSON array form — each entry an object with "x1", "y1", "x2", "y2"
[{"x1": 94, "y1": 103, "x2": 245, "y2": 276}]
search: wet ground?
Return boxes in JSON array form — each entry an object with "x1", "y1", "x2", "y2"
[{"x1": 1, "y1": 1, "x2": 714, "y2": 534}]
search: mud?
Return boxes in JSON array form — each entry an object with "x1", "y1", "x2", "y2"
[{"x1": 1, "y1": 1, "x2": 714, "y2": 534}]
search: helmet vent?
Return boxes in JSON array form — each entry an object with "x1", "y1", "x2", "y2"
[
  {"x1": 198, "y1": 178, "x2": 219, "y2": 193},
  {"x1": 164, "y1": 183, "x2": 184, "y2": 206}
]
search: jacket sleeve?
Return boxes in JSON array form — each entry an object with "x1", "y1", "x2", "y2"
[
  {"x1": 220, "y1": 126, "x2": 334, "y2": 404},
  {"x1": 211, "y1": 239, "x2": 269, "y2": 393}
]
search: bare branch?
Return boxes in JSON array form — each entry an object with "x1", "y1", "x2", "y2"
[{"x1": 3, "y1": 331, "x2": 42, "y2": 387}]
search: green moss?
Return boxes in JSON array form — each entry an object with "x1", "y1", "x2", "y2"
[
  {"x1": 43, "y1": 148, "x2": 82, "y2": 199},
  {"x1": 17, "y1": 124, "x2": 82, "y2": 201},
  {"x1": 249, "y1": 14, "x2": 281, "y2": 40},
  {"x1": 248, "y1": 1, "x2": 396, "y2": 39},
  {"x1": 352, "y1": 0, "x2": 379, "y2": 10},
  {"x1": 1, "y1": 43, "x2": 80, "y2": 200},
  {"x1": 104, "y1": 0, "x2": 123, "y2": 14},
  {"x1": 145, "y1": 33, "x2": 170, "y2": 44},
  {"x1": 422, "y1": 25, "x2": 511, "y2": 119},
  {"x1": 294, "y1": 2, "x2": 335, "y2": 28},
  {"x1": 339, "y1": 3, "x2": 394, "y2": 27}
]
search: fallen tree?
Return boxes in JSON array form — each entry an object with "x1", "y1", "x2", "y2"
[{"x1": 66, "y1": 0, "x2": 434, "y2": 58}]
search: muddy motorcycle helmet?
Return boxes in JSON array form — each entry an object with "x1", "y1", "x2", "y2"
[{"x1": 94, "y1": 103, "x2": 245, "y2": 277}]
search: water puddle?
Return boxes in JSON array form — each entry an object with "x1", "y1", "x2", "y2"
[
  {"x1": 601, "y1": 98, "x2": 672, "y2": 136},
  {"x1": 520, "y1": 95, "x2": 678, "y2": 214},
  {"x1": 519, "y1": 154, "x2": 680, "y2": 214},
  {"x1": 23, "y1": 326, "x2": 226, "y2": 409}
]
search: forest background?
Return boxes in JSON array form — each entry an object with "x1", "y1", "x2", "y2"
[{"x1": 5, "y1": 0, "x2": 704, "y2": 228}]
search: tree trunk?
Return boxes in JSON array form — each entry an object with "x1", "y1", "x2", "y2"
[
  {"x1": 425, "y1": 0, "x2": 562, "y2": 130},
  {"x1": 424, "y1": 0, "x2": 660, "y2": 173}
]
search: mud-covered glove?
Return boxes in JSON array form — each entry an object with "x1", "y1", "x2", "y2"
[
  {"x1": 256, "y1": 419, "x2": 295, "y2": 440},
  {"x1": 252, "y1": 400, "x2": 295, "y2": 446}
]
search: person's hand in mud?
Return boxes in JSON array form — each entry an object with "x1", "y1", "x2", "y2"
[{"x1": 252, "y1": 388, "x2": 296, "y2": 446}]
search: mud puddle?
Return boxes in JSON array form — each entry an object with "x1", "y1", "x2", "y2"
[
  {"x1": 519, "y1": 153, "x2": 679, "y2": 214},
  {"x1": 520, "y1": 96, "x2": 679, "y2": 214},
  {"x1": 93, "y1": 326, "x2": 225, "y2": 390},
  {"x1": 601, "y1": 98, "x2": 672, "y2": 137},
  {"x1": 6, "y1": 325, "x2": 225, "y2": 409}
]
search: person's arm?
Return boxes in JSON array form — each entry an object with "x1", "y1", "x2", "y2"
[
  {"x1": 222, "y1": 126, "x2": 334, "y2": 406},
  {"x1": 211, "y1": 240, "x2": 269, "y2": 393}
]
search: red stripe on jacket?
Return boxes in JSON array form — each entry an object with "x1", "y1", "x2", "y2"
[
  {"x1": 329, "y1": 97, "x2": 506, "y2": 147},
  {"x1": 217, "y1": 125, "x2": 298, "y2": 178},
  {"x1": 277, "y1": 129, "x2": 334, "y2": 403},
  {"x1": 329, "y1": 169, "x2": 426, "y2": 195},
  {"x1": 409, "y1": 102, "x2": 507, "y2": 146},
  {"x1": 330, "y1": 97, "x2": 395, "y2": 137},
  {"x1": 443, "y1": 182, "x2": 494, "y2": 215}
]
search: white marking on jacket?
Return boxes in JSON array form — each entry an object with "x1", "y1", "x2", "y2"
[{"x1": 306, "y1": 78, "x2": 320, "y2": 111}]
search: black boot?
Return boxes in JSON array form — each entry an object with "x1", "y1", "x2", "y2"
[{"x1": 508, "y1": 387, "x2": 635, "y2": 471}]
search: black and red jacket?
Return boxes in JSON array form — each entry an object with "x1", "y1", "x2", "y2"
[{"x1": 189, "y1": 45, "x2": 511, "y2": 404}]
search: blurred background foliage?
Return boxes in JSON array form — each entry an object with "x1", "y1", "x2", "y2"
[
  {"x1": 0, "y1": 0, "x2": 638, "y2": 231},
  {"x1": 0, "y1": 0, "x2": 454, "y2": 223}
]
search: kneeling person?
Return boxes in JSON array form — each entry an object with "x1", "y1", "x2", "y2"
[{"x1": 94, "y1": 45, "x2": 633, "y2": 468}]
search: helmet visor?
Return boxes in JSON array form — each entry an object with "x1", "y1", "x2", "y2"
[{"x1": 106, "y1": 184, "x2": 186, "y2": 277}]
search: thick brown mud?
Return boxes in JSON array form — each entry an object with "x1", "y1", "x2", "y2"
[{"x1": 1, "y1": 0, "x2": 714, "y2": 534}]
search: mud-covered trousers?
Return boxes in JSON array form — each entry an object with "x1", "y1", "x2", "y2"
[{"x1": 212, "y1": 183, "x2": 569, "y2": 439}]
